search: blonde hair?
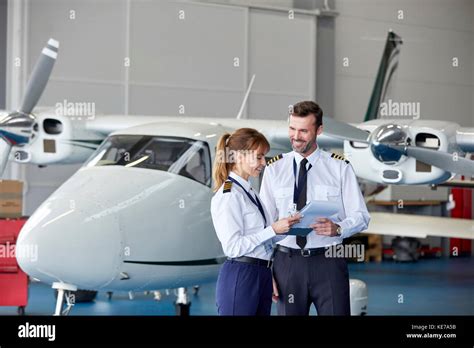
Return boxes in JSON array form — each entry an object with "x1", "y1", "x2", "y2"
[{"x1": 212, "y1": 128, "x2": 270, "y2": 191}]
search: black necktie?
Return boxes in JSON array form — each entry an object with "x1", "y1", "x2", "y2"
[{"x1": 296, "y1": 158, "x2": 308, "y2": 249}]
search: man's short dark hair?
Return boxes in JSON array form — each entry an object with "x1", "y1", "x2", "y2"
[{"x1": 291, "y1": 101, "x2": 323, "y2": 128}]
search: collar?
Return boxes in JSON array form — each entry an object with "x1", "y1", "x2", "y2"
[
  {"x1": 293, "y1": 146, "x2": 321, "y2": 168},
  {"x1": 229, "y1": 171, "x2": 252, "y2": 192}
]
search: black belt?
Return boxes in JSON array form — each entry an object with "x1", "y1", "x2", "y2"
[
  {"x1": 227, "y1": 256, "x2": 272, "y2": 268},
  {"x1": 276, "y1": 244, "x2": 326, "y2": 257}
]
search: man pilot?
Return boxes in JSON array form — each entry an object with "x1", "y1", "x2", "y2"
[{"x1": 259, "y1": 101, "x2": 370, "y2": 315}]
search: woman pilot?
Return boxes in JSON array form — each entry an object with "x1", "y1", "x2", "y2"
[{"x1": 211, "y1": 128, "x2": 300, "y2": 316}]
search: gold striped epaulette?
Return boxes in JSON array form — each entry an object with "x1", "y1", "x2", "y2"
[
  {"x1": 223, "y1": 180, "x2": 233, "y2": 193},
  {"x1": 331, "y1": 153, "x2": 349, "y2": 164},
  {"x1": 266, "y1": 154, "x2": 283, "y2": 166}
]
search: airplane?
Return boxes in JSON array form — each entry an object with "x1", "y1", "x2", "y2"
[{"x1": 3, "y1": 32, "x2": 472, "y2": 316}]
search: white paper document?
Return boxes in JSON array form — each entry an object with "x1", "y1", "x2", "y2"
[{"x1": 286, "y1": 200, "x2": 339, "y2": 236}]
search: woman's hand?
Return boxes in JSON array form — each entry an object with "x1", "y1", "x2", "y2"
[{"x1": 272, "y1": 214, "x2": 301, "y2": 234}]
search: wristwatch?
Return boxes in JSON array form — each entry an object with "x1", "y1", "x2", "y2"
[{"x1": 335, "y1": 224, "x2": 342, "y2": 236}]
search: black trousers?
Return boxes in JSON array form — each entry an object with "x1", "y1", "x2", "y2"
[{"x1": 273, "y1": 249, "x2": 350, "y2": 316}]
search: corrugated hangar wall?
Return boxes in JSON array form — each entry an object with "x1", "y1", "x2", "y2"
[
  {"x1": 0, "y1": 0, "x2": 6, "y2": 109},
  {"x1": 26, "y1": 0, "x2": 317, "y2": 118},
  {"x1": 334, "y1": 0, "x2": 474, "y2": 127}
]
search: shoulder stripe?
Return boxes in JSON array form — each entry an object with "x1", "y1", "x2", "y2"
[
  {"x1": 331, "y1": 153, "x2": 350, "y2": 164},
  {"x1": 223, "y1": 180, "x2": 233, "y2": 193},
  {"x1": 266, "y1": 153, "x2": 283, "y2": 166}
]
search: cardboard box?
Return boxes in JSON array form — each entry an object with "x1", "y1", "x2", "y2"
[{"x1": 0, "y1": 180, "x2": 23, "y2": 218}]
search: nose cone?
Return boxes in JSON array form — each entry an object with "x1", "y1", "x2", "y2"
[
  {"x1": 17, "y1": 165, "x2": 212, "y2": 291},
  {"x1": 16, "y1": 170, "x2": 123, "y2": 289},
  {"x1": 370, "y1": 124, "x2": 408, "y2": 163}
]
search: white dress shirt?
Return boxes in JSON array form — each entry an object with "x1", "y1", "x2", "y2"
[
  {"x1": 211, "y1": 171, "x2": 278, "y2": 260},
  {"x1": 260, "y1": 148, "x2": 370, "y2": 249}
]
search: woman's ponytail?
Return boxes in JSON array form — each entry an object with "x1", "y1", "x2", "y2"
[{"x1": 212, "y1": 133, "x2": 232, "y2": 192}]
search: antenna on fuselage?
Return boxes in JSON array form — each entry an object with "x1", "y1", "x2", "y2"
[{"x1": 236, "y1": 74, "x2": 256, "y2": 120}]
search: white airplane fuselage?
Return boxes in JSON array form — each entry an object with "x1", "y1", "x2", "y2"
[{"x1": 17, "y1": 122, "x2": 228, "y2": 291}]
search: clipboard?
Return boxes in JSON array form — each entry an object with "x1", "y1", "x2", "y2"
[{"x1": 286, "y1": 200, "x2": 339, "y2": 236}]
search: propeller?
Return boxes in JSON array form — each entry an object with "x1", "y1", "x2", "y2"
[
  {"x1": 322, "y1": 116, "x2": 370, "y2": 143},
  {"x1": 323, "y1": 118, "x2": 474, "y2": 176},
  {"x1": 0, "y1": 38, "x2": 59, "y2": 176},
  {"x1": 389, "y1": 144, "x2": 474, "y2": 176},
  {"x1": 20, "y1": 39, "x2": 59, "y2": 115}
]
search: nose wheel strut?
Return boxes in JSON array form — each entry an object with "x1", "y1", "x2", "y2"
[
  {"x1": 174, "y1": 287, "x2": 191, "y2": 316},
  {"x1": 52, "y1": 282, "x2": 77, "y2": 316}
]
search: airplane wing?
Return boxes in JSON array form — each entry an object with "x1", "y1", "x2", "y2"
[
  {"x1": 365, "y1": 212, "x2": 474, "y2": 239},
  {"x1": 437, "y1": 179, "x2": 474, "y2": 189}
]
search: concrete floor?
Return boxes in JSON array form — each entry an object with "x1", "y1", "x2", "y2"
[{"x1": 0, "y1": 258, "x2": 472, "y2": 316}]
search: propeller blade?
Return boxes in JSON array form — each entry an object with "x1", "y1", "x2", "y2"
[
  {"x1": 0, "y1": 137, "x2": 12, "y2": 177},
  {"x1": 323, "y1": 116, "x2": 370, "y2": 143},
  {"x1": 391, "y1": 145, "x2": 474, "y2": 176},
  {"x1": 19, "y1": 38, "x2": 59, "y2": 115}
]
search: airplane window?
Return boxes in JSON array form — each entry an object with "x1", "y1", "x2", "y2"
[{"x1": 84, "y1": 135, "x2": 211, "y2": 186}]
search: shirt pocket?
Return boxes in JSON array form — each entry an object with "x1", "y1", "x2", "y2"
[
  {"x1": 310, "y1": 184, "x2": 341, "y2": 202},
  {"x1": 243, "y1": 209, "x2": 264, "y2": 230},
  {"x1": 274, "y1": 187, "x2": 293, "y2": 218}
]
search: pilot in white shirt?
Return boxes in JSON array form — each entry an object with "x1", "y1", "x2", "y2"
[
  {"x1": 260, "y1": 148, "x2": 370, "y2": 249},
  {"x1": 212, "y1": 171, "x2": 278, "y2": 260},
  {"x1": 210, "y1": 128, "x2": 299, "y2": 316},
  {"x1": 260, "y1": 100, "x2": 370, "y2": 316}
]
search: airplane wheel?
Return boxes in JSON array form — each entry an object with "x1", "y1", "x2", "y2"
[
  {"x1": 106, "y1": 291, "x2": 113, "y2": 300},
  {"x1": 153, "y1": 291, "x2": 162, "y2": 301},
  {"x1": 193, "y1": 285, "x2": 200, "y2": 296},
  {"x1": 175, "y1": 302, "x2": 191, "y2": 316},
  {"x1": 17, "y1": 306, "x2": 25, "y2": 316}
]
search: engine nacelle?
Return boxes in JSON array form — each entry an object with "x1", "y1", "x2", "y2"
[
  {"x1": 11, "y1": 112, "x2": 104, "y2": 166},
  {"x1": 345, "y1": 120, "x2": 458, "y2": 185}
]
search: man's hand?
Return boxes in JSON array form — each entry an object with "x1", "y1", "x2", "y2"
[
  {"x1": 272, "y1": 277, "x2": 279, "y2": 303},
  {"x1": 310, "y1": 218, "x2": 339, "y2": 236}
]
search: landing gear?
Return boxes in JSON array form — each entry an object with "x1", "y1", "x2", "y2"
[
  {"x1": 153, "y1": 291, "x2": 162, "y2": 301},
  {"x1": 192, "y1": 285, "x2": 200, "y2": 296},
  {"x1": 174, "y1": 287, "x2": 191, "y2": 316},
  {"x1": 52, "y1": 282, "x2": 77, "y2": 316}
]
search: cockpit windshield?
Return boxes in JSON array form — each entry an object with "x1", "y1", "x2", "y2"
[{"x1": 84, "y1": 135, "x2": 211, "y2": 186}]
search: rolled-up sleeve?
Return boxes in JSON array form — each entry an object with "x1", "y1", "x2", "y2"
[{"x1": 211, "y1": 193, "x2": 276, "y2": 258}]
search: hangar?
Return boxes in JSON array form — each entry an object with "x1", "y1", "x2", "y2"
[{"x1": 0, "y1": 0, "x2": 472, "y2": 319}]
